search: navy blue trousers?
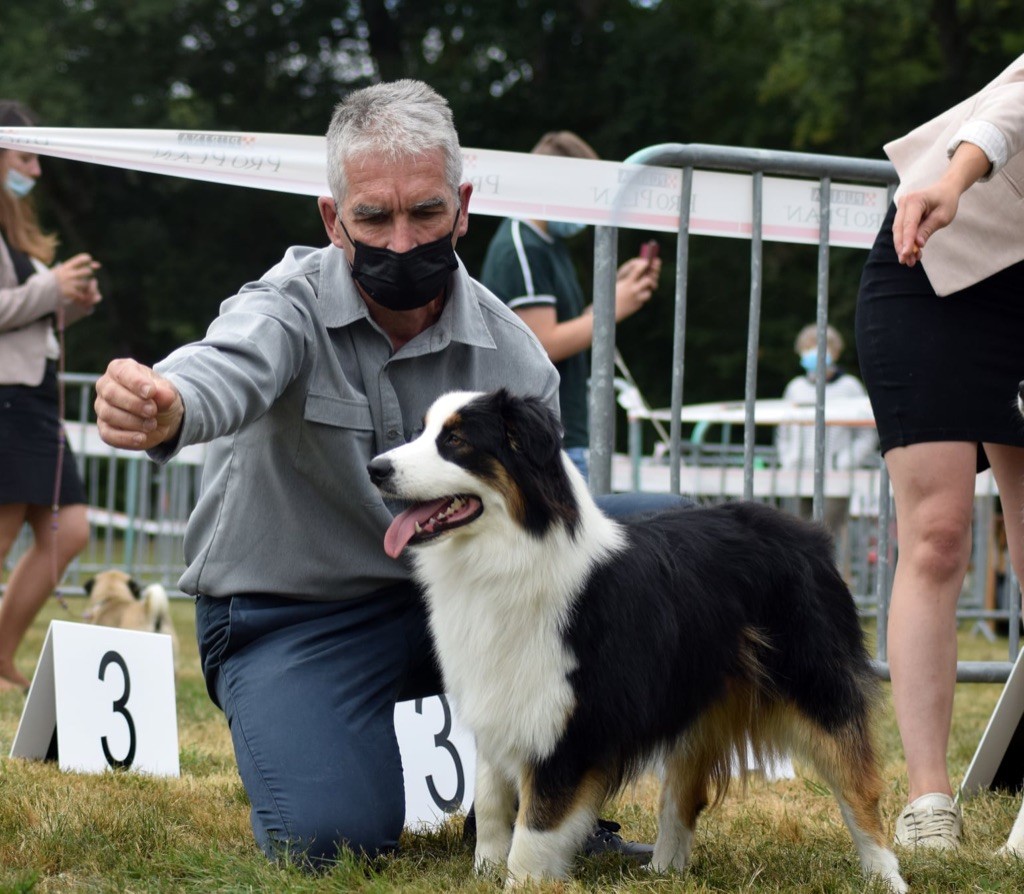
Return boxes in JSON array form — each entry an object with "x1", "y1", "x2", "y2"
[{"x1": 196, "y1": 492, "x2": 688, "y2": 865}]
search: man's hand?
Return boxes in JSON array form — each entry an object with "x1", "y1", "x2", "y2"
[{"x1": 94, "y1": 358, "x2": 184, "y2": 450}]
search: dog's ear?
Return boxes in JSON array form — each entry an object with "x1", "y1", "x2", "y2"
[
  {"x1": 127, "y1": 577, "x2": 143, "y2": 600},
  {"x1": 83, "y1": 576, "x2": 95, "y2": 595},
  {"x1": 494, "y1": 389, "x2": 563, "y2": 467}
]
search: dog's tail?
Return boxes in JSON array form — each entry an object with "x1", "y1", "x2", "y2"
[{"x1": 141, "y1": 584, "x2": 173, "y2": 634}]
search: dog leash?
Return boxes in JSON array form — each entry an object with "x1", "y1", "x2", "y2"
[{"x1": 49, "y1": 300, "x2": 70, "y2": 613}]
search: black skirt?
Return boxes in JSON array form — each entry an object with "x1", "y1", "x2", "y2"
[
  {"x1": 855, "y1": 204, "x2": 1024, "y2": 472},
  {"x1": 0, "y1": 361, "x2": 86, "y2": 506}
]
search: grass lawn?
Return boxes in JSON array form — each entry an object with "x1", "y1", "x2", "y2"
[{"x1": 2, "y1": 595, "x2": 1023, "y2": 893}]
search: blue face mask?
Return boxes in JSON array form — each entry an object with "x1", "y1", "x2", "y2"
[
  {"x1": 800, "y1": 349, "x2": 834, "y2": 373},
  {"x1": 5, "y1": 168, "x2": 36, "y2": 198},
  {"x1": 547, "y1": 220, "x2": 587, "y2": 239}
]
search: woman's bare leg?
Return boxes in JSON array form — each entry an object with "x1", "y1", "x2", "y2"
[{"x1": 0, "y1": 503, "x2": 89, "y2": 689}]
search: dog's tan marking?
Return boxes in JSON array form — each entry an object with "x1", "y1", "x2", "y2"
[
  {"x1": 782, "y1": 710, "x2": 887, "y2": 844},
  {"x1": 486, "y1": 460, "x2": 529, "y2": 528},
  {"x1": 518, "y1": 766, "x2": 613, "y2": 833}
]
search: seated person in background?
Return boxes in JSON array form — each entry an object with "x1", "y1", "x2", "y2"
[{"x1": 776, "y1": 323, "x2": 878, "y2": 547}]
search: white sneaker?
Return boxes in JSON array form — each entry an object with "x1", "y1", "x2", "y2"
[{"x1": 893, "y1": 793, "x2": 963, "y2": 849}]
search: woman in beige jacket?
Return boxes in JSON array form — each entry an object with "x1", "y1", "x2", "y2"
[
  {"x1": 856, "y1": 54, "x2": 1024, "y2": 851},
  {"x1": 0, "y1": 100, "x2": 101, "y2": 691}
]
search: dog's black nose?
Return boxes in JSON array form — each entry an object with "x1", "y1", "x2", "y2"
[
  {"x1": 367, "y1": 457, "x2": 394, "y2": 487},
  {"x1": 1018, "y1": 380, "x2": 1024, "y2": 401}
]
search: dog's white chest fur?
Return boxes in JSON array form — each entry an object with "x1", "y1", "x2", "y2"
[{"x1": 412, "y1": 518, "x2": 620, "y2": 773}]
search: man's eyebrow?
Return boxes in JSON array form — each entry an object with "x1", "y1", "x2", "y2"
[
  {"x1": 411, "y1": 196, "x2": 448, "y2": 212},
  {"x1": 351, "y1": 203, "x2": 387, "y2": 218},
  {"x1": 349, "y1": 196, "x2": 448, "y2": 218}
]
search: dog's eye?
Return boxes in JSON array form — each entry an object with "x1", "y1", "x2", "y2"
[{"x1": 444, "y1": 432, "x2": 464, "y2": 448}]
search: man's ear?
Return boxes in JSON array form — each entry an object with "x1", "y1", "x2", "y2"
[
  {"x1": 455, "y1": 182, "x2": 473, "y2": 240},
  {"x1": 318, "y1": 196, "x2": 347, "y2": 249}
]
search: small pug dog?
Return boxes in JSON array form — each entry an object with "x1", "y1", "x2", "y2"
[{"x1": 82, "y1": 569, "x2": 179, "y2": 661}]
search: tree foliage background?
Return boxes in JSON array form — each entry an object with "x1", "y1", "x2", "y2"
[{"x1": 2, "y1": 0, "x2": 1022, "y2": 421}]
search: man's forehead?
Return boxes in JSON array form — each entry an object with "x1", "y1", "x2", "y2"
[{"x1": 344, "y1": 148, "x2": 448, "y2": 190}]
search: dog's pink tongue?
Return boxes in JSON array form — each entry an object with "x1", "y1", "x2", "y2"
[{"x1": 384, "y1": 498, "x2": 451, "y2": 559}]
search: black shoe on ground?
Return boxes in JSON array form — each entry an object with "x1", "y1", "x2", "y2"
[
  {"x1": 582, "y1": 818, "x2": 654, "y2": 864},
  {"x1": 462, "y1": 806, "x2": 653, "y2": 865}
]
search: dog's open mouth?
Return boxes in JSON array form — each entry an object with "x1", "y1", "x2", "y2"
[{"x1": 384, "y1": 495, "x2": 483, "y2": 558}]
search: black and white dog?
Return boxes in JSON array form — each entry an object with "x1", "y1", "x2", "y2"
[{"x1": 368, "y1": 389, "x2": 906, "y2": 892}]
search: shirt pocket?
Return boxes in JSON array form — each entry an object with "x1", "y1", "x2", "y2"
[{"x1": 295, "y1": 393, "x2": 377, "y2": 497}]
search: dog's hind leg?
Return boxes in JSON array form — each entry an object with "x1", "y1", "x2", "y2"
[
  {"x1": 504, "y1": 767, "x2": 608, "y2": 887},
  {"x1": 789, "y1": 716, "x2": 908, "y2": 894},
  {"x1": 650, "y1": 740, "x2": 716, "y2": 873},
  {"x1": 473, "y1": 756, "x2": 517, "y2": 874}
]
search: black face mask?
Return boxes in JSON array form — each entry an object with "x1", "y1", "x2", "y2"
[{"x1": 338, "y1": 210, "x2": 460, "y2": 311}]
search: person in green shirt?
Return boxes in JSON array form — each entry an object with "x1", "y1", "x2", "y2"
[{"x1": 480, "y1": 131, "x2": 661, "y2": 481}]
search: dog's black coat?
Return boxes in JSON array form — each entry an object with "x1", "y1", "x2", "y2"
[{"x1": 548, "y1": 499, "x2": 874, "y2": 797}]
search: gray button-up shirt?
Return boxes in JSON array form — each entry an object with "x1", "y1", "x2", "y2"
[{"x1": 152, "y1": 243, "x2": 559, "y2": 600}]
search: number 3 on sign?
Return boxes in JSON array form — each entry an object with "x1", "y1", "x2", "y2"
[
  {"x1": 98, "y1": 650, "x2": 137, "y2": 769},
  {"x1": 9, "y1": 620, "x2": 179, "y2": 777},
  {"x1": 394, "y1": 694, "x2": 476, "y2": 829}
]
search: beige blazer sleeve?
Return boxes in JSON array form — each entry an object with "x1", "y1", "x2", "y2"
[
  {"x1": 884, "y1": 54, "x2": 1024, "y2": 296},
  {"x1": 0, "y1": 238, "x2": 89, "y2": 386}
]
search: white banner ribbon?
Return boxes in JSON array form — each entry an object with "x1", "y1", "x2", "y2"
[{"x1": 0, "y1": 127, "x2": 888, "y2": 248}]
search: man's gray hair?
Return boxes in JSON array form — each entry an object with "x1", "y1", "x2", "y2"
[{"x1": 325, "y1": 80, "x2": 463, "y2": 203}]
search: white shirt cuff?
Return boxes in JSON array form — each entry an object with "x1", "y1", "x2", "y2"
[{"x1": 947, "y1": 120, "x2": 1008, "y2": 180}]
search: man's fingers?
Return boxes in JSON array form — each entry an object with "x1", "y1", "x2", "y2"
[
  {"x1": 150, "y1": 377, "x2": 181, "y2": 412},
  {"x1": 94, "y1": 359, "x2": 183, "y2": 452},
  {"x1": 94, "y1": 360, "x2": 163, "y2": 427},
  {"x1": 98, "y1": 363, "x2": 147, "y2": 404},
  {"x1": 95, "y1": 413, "x2": 157, "y2": 449},
  {"x1": 109, "y1": 358, "x2": 160, "y2": 399},
  {"x1": 103, "y1": 403, "x2": 157, "y2": 432}
]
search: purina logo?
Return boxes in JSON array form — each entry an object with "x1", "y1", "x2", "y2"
[
  {"x1": 811, "y1": 186, "x2": 876, "y2": 207},
  {"x1": 177, "y1": 132, "x2": 256, "y2": 147},
  {"x1": 617, "y1": 167, "x2": 679, "y2": 190}
]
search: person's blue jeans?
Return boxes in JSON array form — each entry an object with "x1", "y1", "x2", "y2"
[
  {"x1": 195, "y1": 491, "x2": 691, "y2": 865},
  {"x1": 565, "y1": 446, "x2": 589, "y2": 481}
]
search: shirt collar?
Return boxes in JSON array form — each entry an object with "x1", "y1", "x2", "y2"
[{"x1": 317, "y1": 245, "x2": 496, "y2": 351}]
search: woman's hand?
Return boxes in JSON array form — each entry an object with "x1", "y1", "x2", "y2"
[
  {"x1": 892, "y1": 141, "x2": 993, "y2": 267},
  {"x1": 54, "y1": 253, "x2": 102, "y2": 306}
]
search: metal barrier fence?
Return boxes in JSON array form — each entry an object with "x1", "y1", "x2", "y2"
[{"x1": 587, "y1": 143, "x2": 1021, "y2": 682}]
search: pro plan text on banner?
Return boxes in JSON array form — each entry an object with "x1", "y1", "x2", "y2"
[{"x1": 0, "y1": 127, "x2": 887, "y2": 249}]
